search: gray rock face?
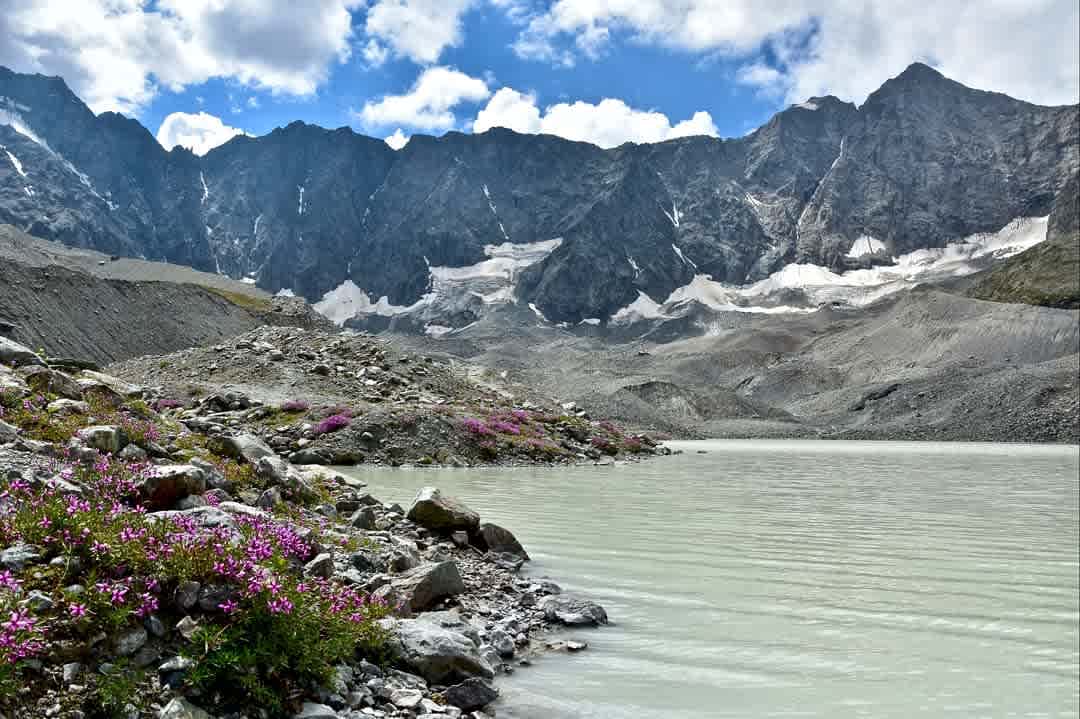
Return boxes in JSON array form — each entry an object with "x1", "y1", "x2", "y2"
[
  {"x1": 407, "y1": 487, "x2": 480, "y2": 532},
  {"x1": 1, "y1": 64, "x2": 1074, "y2": 325},
  {"x1": 389, "y1": 618, "x2": 496, "y2": 684},
  {"x1": 0, "y1": 336, "x2": 44, "y2": 368},
  {"x1": 539, "y1": 594, "x2": 609, "y2": 626},
  {"x1": 391, "y1": 560, "x2": 466, "y2": 613}
]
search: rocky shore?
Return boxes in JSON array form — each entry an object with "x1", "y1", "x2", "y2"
[{"x1": 0, "y1": 334, "x2": 617, "y2": 719}]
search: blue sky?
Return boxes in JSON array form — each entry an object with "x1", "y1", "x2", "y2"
[{"x1": 2, "y1": 1, "x2": 1077, "y2": 154}]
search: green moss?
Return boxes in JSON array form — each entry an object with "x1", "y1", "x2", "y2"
[{"x1": 201, "y1": 286, "x2": 273, "y2": 312}]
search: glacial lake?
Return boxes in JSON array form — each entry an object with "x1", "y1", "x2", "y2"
[{"x1": 342, "y1": 440, "x2": 1080, "y2": 718}]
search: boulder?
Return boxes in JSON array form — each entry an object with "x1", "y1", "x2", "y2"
[
  {"x1": 443, "y1": 678, "x2": 499, "y2": 712},
  {"x1": 0, "y1": 337, "x2": 44, "y2": 368},
  {"x1": 21, "y1": 366, "x2": 83, "y2": 400},
  {"x1": 159, "y1": 698, "x2": 216, "y2": 719},
  {"x1": 476, "y1": 522, "x2": 529, "y2": 560},
  {"x1": 350, "y1": 506, "x2": 377, "y2": 530},
  {"x1": 0, "y1": 543, "x2": 43, "y2": 571},
  {"x1": 0, "y1": 420, "x2": 18, "y2": 444},
  {"x1": 138, "y1": 465, "x2": 207, "y2": 510},
  {"x1": 0, "y1": 364, "x2": 28, "y2": 396},
  {"x1": 406, "y1": 487, "x2": 480, "y2": 532},
  {"x1": 211, "y1": 433, "x2": 276, "y2": 464},
  {"x1": 46, "y1": 399, "x2": 90, "y2": 416},
  {"x1": 76, "y1": 425, "x2": 128, "y2": 454},
  {"x1": 79, "y1": 370, "x2": 143, "y2": 399},
  {"x1": 539, "y1": 595, "x2": 608, "y2": 626},
  {"x1": 304, "y1": 553, "x2": 335, "y2": 579},
  {"x1": 390, "y1": 561, "x2": 465, "y2": 613},
  {"x1": 293, "y1": 703, "x2": 339, "y2": 719},
  {"x1": 388, "y1": 618, "x2": 495, "y2": 684}
]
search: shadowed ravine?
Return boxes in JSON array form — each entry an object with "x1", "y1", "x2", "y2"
[{"x1": 343, "y1": 440, "x2": 1079, "y2": 718}]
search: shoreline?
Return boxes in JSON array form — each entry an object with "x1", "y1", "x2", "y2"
[{"x1": 1, "y1": 334, "x2": 615, "y2": 719}]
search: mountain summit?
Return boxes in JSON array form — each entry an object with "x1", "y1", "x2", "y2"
[{"x1": 1, "y1": 64, "x2": 1076, "y2": 324}]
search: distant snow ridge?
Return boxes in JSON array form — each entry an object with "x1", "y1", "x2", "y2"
[
  {"x1": 611, "y1": 216, "x2": 1048, "y2": 325},
  {"x1": 315, "y1": 238, "x2": 563, "y2": 327}
]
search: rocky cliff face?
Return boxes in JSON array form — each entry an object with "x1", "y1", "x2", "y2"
[{"x1": 1, "y1": 63, "x2": 1076, "y2": 324}]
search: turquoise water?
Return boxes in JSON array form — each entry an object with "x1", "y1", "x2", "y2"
[{"x1": 344, "y1": 440, "x2": 1080, "y2": 718}]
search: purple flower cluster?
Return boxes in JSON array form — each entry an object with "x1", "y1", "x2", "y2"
[
  {"x1": 280, "y1": 400, "x2": 310, "y2": 413},
  {"x1": 314, "y1": 414, "x2": 351, "y2": 435}
]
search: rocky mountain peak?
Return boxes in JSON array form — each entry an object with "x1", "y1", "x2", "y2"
[{"x1": 1, "y1": 63, "x2": 1076, "y2": 326}]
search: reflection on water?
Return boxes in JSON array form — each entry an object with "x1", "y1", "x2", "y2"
[{"x1": 343, "y1": 440, "x2": 1080, "y2": 718}]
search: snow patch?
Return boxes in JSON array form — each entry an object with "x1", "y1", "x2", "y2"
[
  {"x1": 846, "y1": 235, "x2": 886, "y2": 258},
  {"x1": 528, "y1": 303, "x2": 548, "y2": 322},
  {"x1": 314, "y1": 279, "x2": 422, "y2": 326},
  {"x1": 253, "y1": 214, "x2": 262, "y2": 237},
  {"x1": 200, "y1": 172, "x2": 209, "y2": 205},
  {"x1": 661, "y1": 201, "x2": 683, "y2": 228},
  {"x1": 672, "y1": 244, "x2": 697, "y2": 269},
  {"x1": 627, "y1": 255, "x2": 642, "y2": 277},
  {"x1": 795, "y1": 100, "x2": 819, "y2": 111},
  {"x1": 240, "y1": 277, "x2": 257, "y2": 285},
  {"x1": 4, "y1": 149, "x2": 27, "y2": 177},
  {"x1": 424, "y1": 324, "x2": 454, "y2": 337},
  {"x1": 579, "y1": 318, "x2": 601, "y2": 326},
  {"x1": 610, "y1": 291, "x2": 664, "y2": 325},
  {"x1": 314, "y1": 238, "x2": 564, "y2": 326},
  {"x1": 614, "y1": 215, "x2": 1050, "y2": 324},
  {"x1": 297, "y1": 186, "x2": 305, "y2": 216},
  {"x1": 275, "y1": 288, "x2": 296, "y2": 298}
]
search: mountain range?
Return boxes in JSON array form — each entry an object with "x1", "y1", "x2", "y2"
[{"x1": 1, "y1": 63, "x2": 1077, "y2": 326}]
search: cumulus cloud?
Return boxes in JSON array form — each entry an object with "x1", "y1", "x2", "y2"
[
  {"x1": 384, "y1": 128, "x2": 410, "y2": 149},
  {"x1": 356, "y1": 67, "x2": 490, "y2": 131},
  {"x1": 364, "y1": 0, "x2": 475, "y2": 65},
  {"x1": 512, "y1": 0, "x2": 1080, "y2": 107},
  {"x1": 473, "y1": 88, "x2": 719, "y2": 148},
  {"x1": 156, "y1": 111, "x2": 249, "y2": 156},
  {"x1": 0, "y1": 0, "x2": 362, "y2": 114}
]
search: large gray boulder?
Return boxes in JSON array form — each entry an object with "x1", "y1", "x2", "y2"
[
  {"x1": 443, "y1": 678, "x2": 499, "y2": 712},
  {"x1": 76, "y1": 425, "x2": 129, "y2": 454},
  {"x1": 0, "y1": 337, "x2": 44, "y2": 368},
  {"x1": 390, "y1": 560, "x2": 465, "y2": 613},
  {"x1": 79, "y1": 370, "x2": 143, "y2": 399},
  {"x1": 388, "y1": 617, "x2": 495, "y2": 684},
  {"x1": 406, "y1": 487, "x2": 480, "y2": 532},
  {"x1": 476, "y1": 522, "x2": 529, "y2": 560},
  {"x1": 138, "y1": 465, "x2": 207, "y2": 510},
  {"x1": 21, "y1": 366, "x2": 83, "y2": 400},
  {"x1": 539, "y1": 594, "x2": 609, "y2": 626},
  {"x1": 212, "y1": 433, "x2": 276, "y2": 465}
]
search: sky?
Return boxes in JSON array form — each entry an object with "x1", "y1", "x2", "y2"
[{"x1": 1, "y1": 1, "x2": 1078, "y2": 155}]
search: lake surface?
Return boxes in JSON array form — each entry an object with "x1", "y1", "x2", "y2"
[{"x1": 342, "y1": 440, "x2": 1080, "y2": 718}]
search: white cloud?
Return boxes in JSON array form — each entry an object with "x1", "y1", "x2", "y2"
[
  {"x1": 512, "y1": 0, "x2": 1080, "y2": 107},
  {"x1": 384, "y1": 128, "x2": 410, "y2": 149},
  {"x1": 473, "y1": 88, "x2": 719, "y2": 148},
  {"x1": 247, "y1": 96, "x2": 261, "y2": 109},
  {"x1": 0, "y1": 0, "x2": 362, "y2": 114},
  {"x1": 357, "y1": 66, "x2": 490, "y2": 131},
  {"x1": 364, "y1": 0, "x2": 475, "y2": 65},
  {"x1": 156, "y1": 111, "x2": 248, "y2": 155}
]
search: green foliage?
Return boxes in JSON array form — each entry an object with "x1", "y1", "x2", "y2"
[
  {"x1": 188, "y1": 599, "x2": 392, "y2": 714},
  {"x1": 88, "y1": 660, "x2": 146, "y2": 718}
]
